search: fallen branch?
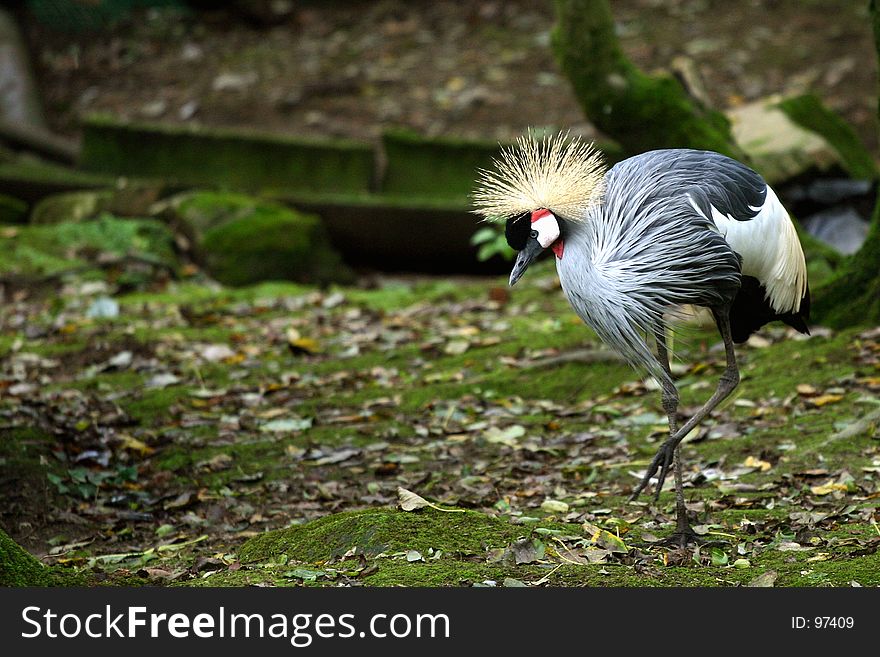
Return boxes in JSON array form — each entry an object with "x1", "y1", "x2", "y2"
[
  {"x1": 819, "y1": 406, "x2": 880, "y2": 447},
  {"x1": 520, "y1": 348, "x2": 626, "y2": 369}
]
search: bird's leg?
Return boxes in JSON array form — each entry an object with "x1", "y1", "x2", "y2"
[
  {"x1": 654, "y1": 330, "x2": 695, "y2": 546},
  {"x1": 632, "y1": 308, "x2": 740, "y2": 504}
]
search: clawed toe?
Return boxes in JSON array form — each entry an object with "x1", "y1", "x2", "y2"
[{"x1": 630, "y1": 440, "x2": 676, "y2": 501}]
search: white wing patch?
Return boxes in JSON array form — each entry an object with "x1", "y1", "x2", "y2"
[{"x1": 688, "y1": 185, "x2": 807, "y2": 314}]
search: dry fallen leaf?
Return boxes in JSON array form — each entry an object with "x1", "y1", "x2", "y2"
[
  {"x1": 118, "y1": 434, "x2": 155, "y2": 456},
  {"x1": 397, "y1": 487, "x2": 464, "y2": 513},
  {"x1": 743, "y1": 455, "x2": 772, "y2": 472},
  {"x1": 541, "y1": 499, "x2": 569, "y2": 514},
  {"x1": 805, "y1": 394, "x2": 844, "y2": 408},
  {"x1": 810, "y1": 481, "x2": 849, "y2": 496},
  {"x1": 748, "y1": 570, "x2": 777, "y2": 587},
  {"x1": 287, "y1": 327, "x2": 320, "y2": 354},
  {"x1": 582, "y1": 521, "x2": 628, "y2": 553}
]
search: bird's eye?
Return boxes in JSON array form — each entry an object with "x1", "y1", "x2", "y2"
[{"x1": 530, "y1": 230, "x2": 538, "y2": 239}]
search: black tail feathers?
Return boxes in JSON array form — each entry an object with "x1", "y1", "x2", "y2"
[{"x1": 728, "y1": 277, "x2": 810, "y2": 344}]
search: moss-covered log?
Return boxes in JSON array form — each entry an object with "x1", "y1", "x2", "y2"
[
  {"x1": 812, "y1": 2, "x2": 880, "y2": 327},
  {"x1": 776, "y1": 94, "x2": 879, "y2": 181},
  {"x1": 81, "y1": 115, "x2": 375, "y2": 195},
  {"x1": 160, "y1": 191, "x2": 352, "y2": 286},
  {"x1": 551, "y1": 0, "x2": 745, "y2": 159}
]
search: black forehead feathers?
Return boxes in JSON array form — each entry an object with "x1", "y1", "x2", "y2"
[{"x1": 505, "y1": 212, "x2": 531, "y2": 251}]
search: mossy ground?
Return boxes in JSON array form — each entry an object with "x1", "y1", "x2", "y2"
[
  {"x1": 0, "y1": 526, "x2": 54, "y2": 586},
  {"x1": 2, "y1": 259, "x2": 878, "y2": 587}
]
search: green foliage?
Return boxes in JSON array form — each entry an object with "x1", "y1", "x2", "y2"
[
  {"x1": 25, "y1": 0, "x2": 186, "y2": 33},
  {"x1": 470, "y1": 225, "x2": 514, "y2": 262},
  {"x1": 47, "y1": 465, "x2": 138, "y2": 499}
]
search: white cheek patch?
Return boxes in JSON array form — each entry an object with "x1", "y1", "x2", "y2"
[{"x1": 531, "y1": 210, "x2": 560, "y2": 248}]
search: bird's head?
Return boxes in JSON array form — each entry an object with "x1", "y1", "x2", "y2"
[
  {"x1": 471, "y1": 131, "x2": 605, "y2": 287},
  {"x1": 505, "y1": 208, "x2": 563, "y2": 286}
]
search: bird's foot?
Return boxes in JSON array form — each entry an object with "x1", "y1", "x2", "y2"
[
  {"x1": 629, "y1": 438, "x2": 677, "y2": 501},
  {"x1": 657, "y1": 526, "x2": 702, "y2": 549},
  {"x1": 660, "y1": 532, "x2": 730, "y2": 550}
]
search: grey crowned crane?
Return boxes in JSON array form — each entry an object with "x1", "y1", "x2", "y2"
[{"x1": 473, "y1": 133, "x2": 810, "y2": 545}]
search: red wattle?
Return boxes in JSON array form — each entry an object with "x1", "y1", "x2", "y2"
[{"x1": 551, "y1": 239, "x2": 564, "y2": 259}]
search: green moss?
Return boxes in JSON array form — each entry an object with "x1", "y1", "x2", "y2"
[
  {"x1": 552, "y1": 0, "x2": 743, "y2": 159},
  {"x1": 0, "y1": 528, "x2": 97, "y2": 586},
  {"x1": 0, "y1": 214, "x2": 178, "y2": 277},
  {"x1": 813, "y1": 208, "x2": 880, "y2": 327},
  {"x1": 777, "y1": 94, "x2": 878, "y2": 181},
  {"x1": 381, "y1": 128, "x2": 506, "y2": 200},
  {"x1": 127, "y1": 384, "x2": 190, "y2": 425},
  {"x1": 0, "y1": 160, "x2": 115, "y2": 203},
  {"x1": 240, "y1": 508, "x2": 533, "y2": 564},
  {"x1": 380, "y1": 130, "x2": 625, "y2": 202},
  {"x1": 0, "y1": 527, "x2": 53, "y2": 586},
  {"x1": 81, "y1": 114, "x2": 374, "y2": 194},
  {"x1": 814, "y1": 2, "x2": 880, "y2": 327},
  {"x1": 220, "y1": 506, "x2": 880, "y2": 586},
  {"x1": 200, "y1": 205, "x2": 351, "y2": 286},
  {"x1": 170, "y1": 190, "x2": 276, "y2": 235}
]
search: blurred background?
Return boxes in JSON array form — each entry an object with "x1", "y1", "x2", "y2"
[
  {"x1": 15, "y1": 0, "x2": 879, "y2": 146},
  {"x1": 2, "y1": 0, "x2": 878, "y2": 280}
]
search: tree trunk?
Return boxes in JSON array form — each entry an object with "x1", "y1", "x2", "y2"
[
  {"x1": 810, "y1": 2, "x2": 880, "y2": 327},
  {"x1": 551, "y1": 0, "x2": 745, "y2": 160}
]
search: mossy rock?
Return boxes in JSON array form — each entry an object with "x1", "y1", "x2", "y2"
[
  {"x1": 165, "y1": 191, "x2": 351, "y2": 286},
  {"x1": 31, "y1": 184, "x2": 174, "y2": 225},
  {"x1": 239, "y1": 508, "x2": 529, "y2": 564},
  {"x1": 727, "y1": 98, "x2": 842, "y2": 185},
  {"x1": 0, "y1": 193, "x2": 28, "y2": 223},
  {"x1": 160, "y1": 189, "x2": 275, "y2": 237},
  {"x1": 30, "y1": 190, "x2": 114, "y2": 224},
  {"x1": 81, "y1": 114, "x2": 374, "y2": 194},
  {"x1": 0, "y1": 527, "x2": 53, "y2": 586},
  {"x1": 0, "y1": 214, "x2": 179, "y2": 278}
]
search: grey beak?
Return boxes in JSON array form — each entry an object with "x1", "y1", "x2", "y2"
[{"x1": 509, "y1": 238, "x2": 544, "y2": 287}]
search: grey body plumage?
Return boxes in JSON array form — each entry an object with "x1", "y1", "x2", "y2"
[
  {"x1": 473, "y1": 134, "x2": 810, "y2": 545},
  {"x1": 557, "y1": 149, "x2": 747, "y2": 387}
]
